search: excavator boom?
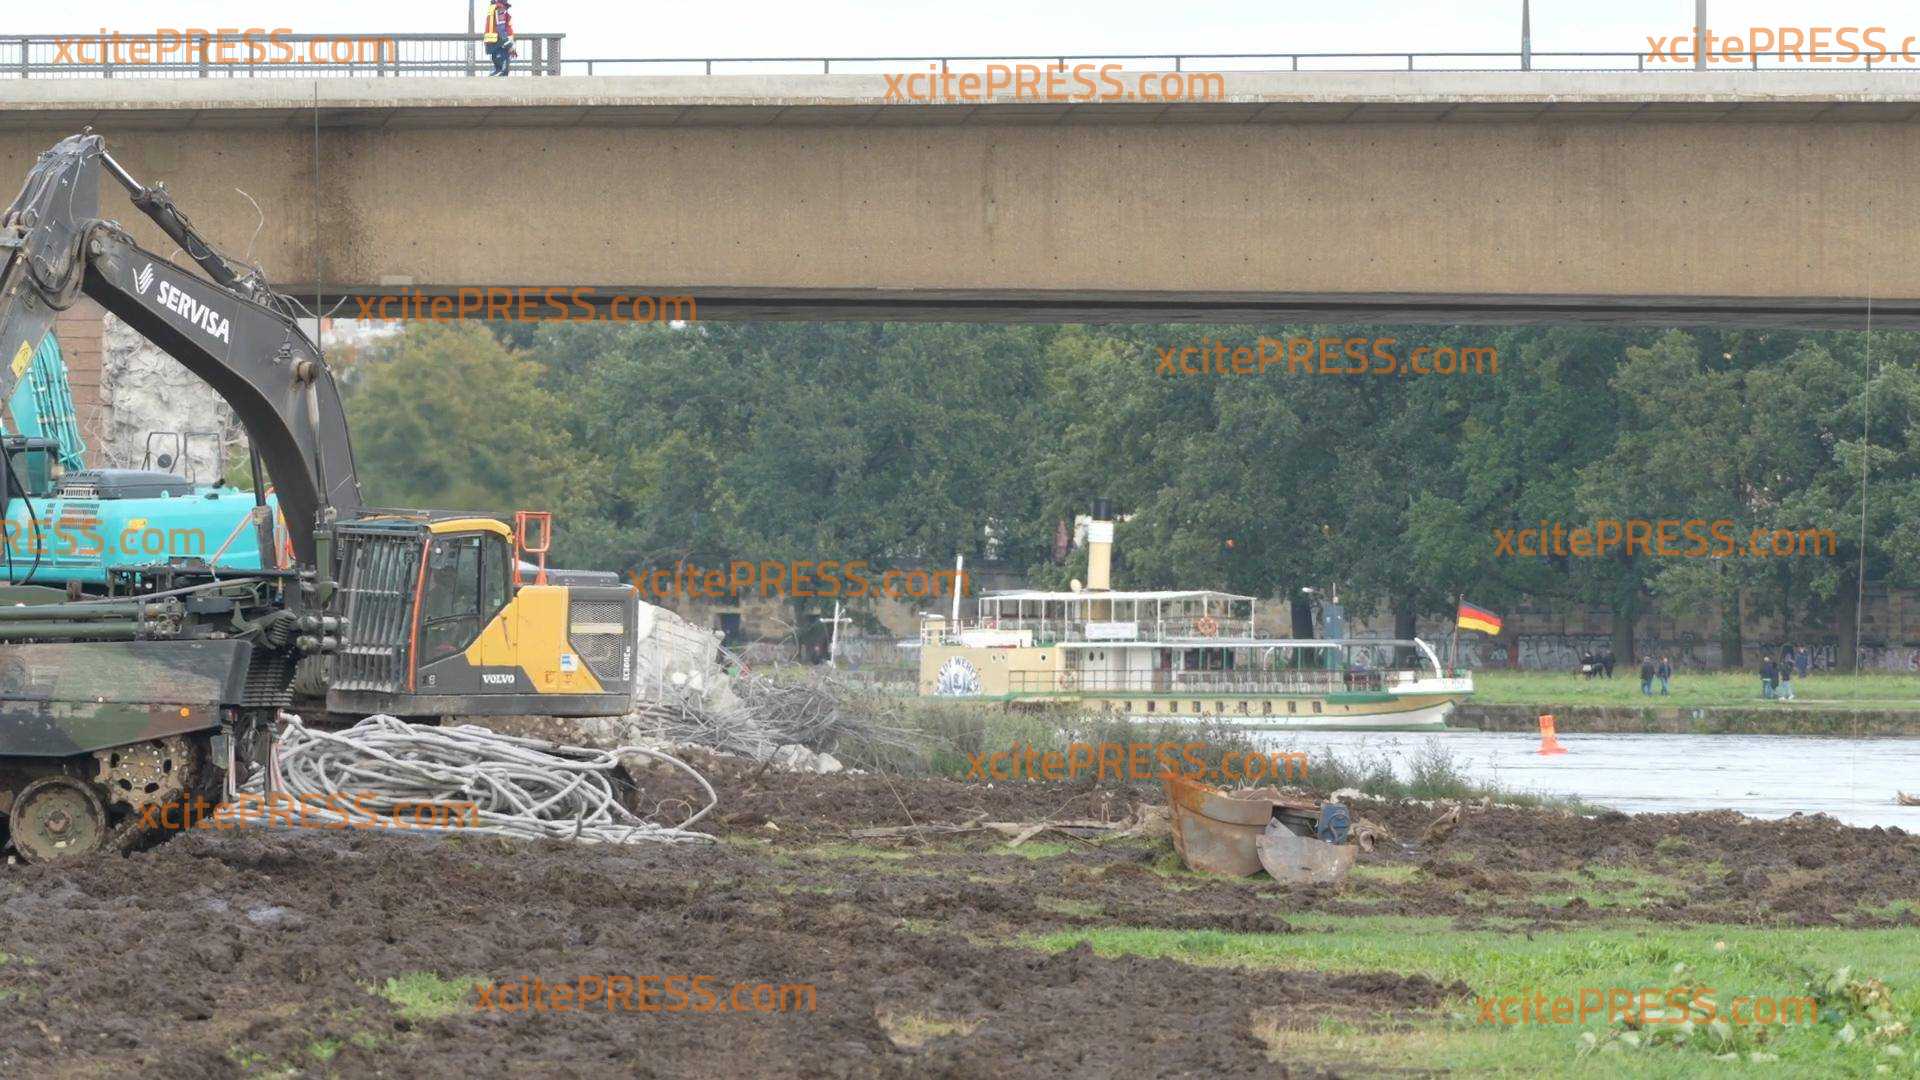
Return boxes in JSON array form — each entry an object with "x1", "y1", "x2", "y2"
[{"x1": 0, "y1": 133, "x2": 361, "y2": 564}]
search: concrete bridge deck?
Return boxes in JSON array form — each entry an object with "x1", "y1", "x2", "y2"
[{"x1": 1, "y1": 73, "x2": 1915, "y2": 325}]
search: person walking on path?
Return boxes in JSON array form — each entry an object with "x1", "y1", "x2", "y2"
[
  {"x1": 1778, "y1": 664, "x2": 1796, "y2": 702},
  {"x1": 1657, "y1": 656, "x2": 1672, "y2": 696},
  {"x1": 1796, "y1": 646, "x2": 1812, "y2": 678},
  {"x1": 1640, "y1": 655, "x2": 1655, "y2": 696},
  {"x1": 484, "y1": 0, "x2": 515, "y2": 76},
  {"x1": 1761, "y1": 656, "x2": 1778, "y2": 700},
  {"x1": 1602, "y1": 649, "x2": 1616, "y2": 679}
]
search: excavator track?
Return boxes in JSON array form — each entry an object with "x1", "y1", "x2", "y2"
[{"x1": 4, "y1": 733, "x2": 220, "y2": 861}]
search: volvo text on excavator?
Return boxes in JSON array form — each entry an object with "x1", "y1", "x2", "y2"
[{"x1": 0, "y1": 133, "x2": 637, "y2": 861}]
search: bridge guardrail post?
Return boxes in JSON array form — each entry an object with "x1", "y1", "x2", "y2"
[
  {"x1": 17, "y1": 37, "x2": 26, "y2": 79},
  {"x1": 549, "y1": 36, "x2": 562, "y2": 76}
]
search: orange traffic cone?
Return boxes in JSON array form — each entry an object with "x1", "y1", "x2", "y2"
[{"x1": 1537, "y1": 713, "x2": 1567, "y2": 755}]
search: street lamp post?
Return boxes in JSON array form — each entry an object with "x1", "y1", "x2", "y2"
[{"x1": 1695, "y1": 0, "x2": 1707, "y2": 70}]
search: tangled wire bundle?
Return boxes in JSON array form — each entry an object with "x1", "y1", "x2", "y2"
[{"x1": 238, "y1": 713, "x2": 715, "y2": 844}]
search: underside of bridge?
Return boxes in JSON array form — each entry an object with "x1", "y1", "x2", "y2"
[{"x1": 1, "y1": 73, "x2": 1916, "y2": 327}]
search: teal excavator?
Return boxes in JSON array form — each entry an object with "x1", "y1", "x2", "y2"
[{"x1": 0, "y1": 331, "x2": 278, "y2": 589}]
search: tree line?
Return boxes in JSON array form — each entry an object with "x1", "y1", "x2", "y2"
[{"x1": 334, "y1": 320, "x2": 1920, "y2": 668}]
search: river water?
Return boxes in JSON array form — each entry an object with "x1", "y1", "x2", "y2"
[{"x1": 1250, "y1": 730, "x2": 1920, "y2": 828}]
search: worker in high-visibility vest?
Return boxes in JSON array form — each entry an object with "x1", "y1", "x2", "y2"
[{"x1": 483, "y1": 0, "x2": 515, "y2": 77}]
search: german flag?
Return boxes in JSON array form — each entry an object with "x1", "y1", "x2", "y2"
[{"x1": 1457, "y1": 601, "x2": 1503, "y2": 636}]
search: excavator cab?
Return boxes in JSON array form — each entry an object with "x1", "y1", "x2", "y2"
[{"x1": 324, "y1": 513, "x2": 634, "y2": 718}]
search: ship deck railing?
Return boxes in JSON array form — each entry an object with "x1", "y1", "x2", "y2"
[
  {"x1": 1004, "y1": 669, "x2": 1431, "y2": 695},
  {"x1": 924, "y1": 616, "x2": 1259, "y2": 644}
]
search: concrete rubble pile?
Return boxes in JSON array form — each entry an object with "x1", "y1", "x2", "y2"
[{"x1": 574, "y1": 600, "x2": 916, "y2": 773}]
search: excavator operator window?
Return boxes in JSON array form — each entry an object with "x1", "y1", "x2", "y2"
[
  {"x1": 421, "y1": 535, "x2": 485, "y2": 663},
  {"x1": 421, "y1": 532, "x2": 515, "y2": 664},
  {"x1": 480, "y1": 533, "x2": 510, "y2": 617}
]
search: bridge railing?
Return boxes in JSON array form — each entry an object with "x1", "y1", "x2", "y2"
[
  {"x1": 1, "y1": 33, "x2": 563, "y2": 78},
  {"x1": 7, "y1": 41, "x2": 1915, "y2": 80},
  {"x1": 557, "y1": 49, "x2": 1920, "y2": 76}
]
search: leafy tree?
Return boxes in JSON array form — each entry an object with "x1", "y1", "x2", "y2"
[{"x1": 341, "y1": 323, "x2": 582, "y2": 514}]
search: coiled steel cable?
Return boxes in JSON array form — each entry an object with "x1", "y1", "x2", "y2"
[{"x1": 232, "y1": 713, "x2": 715, "y2": 844}]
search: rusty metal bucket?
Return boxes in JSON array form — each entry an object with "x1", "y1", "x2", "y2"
[
  {"x1": 1161, "y1": 772, "x2": 1274, "y2": 877},
  {"x1": 1162, "y1": 773, "x2": 1359, "y2": 882},
  {"x1": 1256, "y1": 820, "x2": 1357, "y2": 885}
]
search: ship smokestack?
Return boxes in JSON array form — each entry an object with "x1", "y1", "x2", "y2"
[{"x1": 1087, "y1": 499, "x2": 1113, "y2": 592}]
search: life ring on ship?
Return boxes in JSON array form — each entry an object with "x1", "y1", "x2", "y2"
[{"x1": 1195, "y1": 616, "x2": 1220, "y2": 637}]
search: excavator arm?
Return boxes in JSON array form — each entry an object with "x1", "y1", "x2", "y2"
[{"x1": 0, "y1": 133, "x2": 361, "y2": 565}]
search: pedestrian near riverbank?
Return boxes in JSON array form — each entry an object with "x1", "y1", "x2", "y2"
[
  {"x1": 1761, "y1": 656, "x2": 1778, "y2": 700},
  {"x1": 1778, "y1": 664, "x2": 1796, "y2": 702},
  {"x1": 1640, "y1": 656, "x2": 1655, "y2": 696},
  {"x1": 1657, "y1": 656, "x2": 1672, "y2": 696}
]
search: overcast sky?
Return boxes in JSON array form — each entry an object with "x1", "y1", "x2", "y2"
[{"x1": 26, "y1": 1, "x2": 1920, "y2": 65}]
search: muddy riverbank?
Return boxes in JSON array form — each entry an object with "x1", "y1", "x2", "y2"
[{"x1": 3, "y1": 757, "x2": 1915, "y2": 1077}]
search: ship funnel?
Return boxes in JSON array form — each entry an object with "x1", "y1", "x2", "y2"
[{"x1": 1086, "y1": 499, "x2": 1113, "y2": 592}]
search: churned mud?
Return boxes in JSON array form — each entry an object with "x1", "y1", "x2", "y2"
[{"x1": 1, "y1": 761, "x2": 1912, "y2": 1078}]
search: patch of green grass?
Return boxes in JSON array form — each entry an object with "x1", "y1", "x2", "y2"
[
  {"x1": 806, "y1": 842, "x2": 914, "y2": 862},
  {"x1": 1024, "y1": 918, "x2": 1920, "y2": 990},
  {"x1": 771, "y1": 883, "x2": 841, "y2": 897},
  {"x1": 1003, "y1": 840, "x2": 1073, "y2": 860},
  {"x1": 878, "y1": 1010, "x2": 982, "y2": 1049},
  {"x1": 1857, "y1": 899, "x2": 1920, "y2": 920},
  {"x1": 1036, "y1": 895, "x2": 1104, "y2": 917},
  {"x1": 309, "y1": 1038, "x2": 343, "y2": 1063},
  {"x1": 1523, "y1": 866, "x2": 1691, "y2": 911},
  {"x1": 1349, "y1": 864, "x2": 1421, "y2": 885},
  {"x1": 1023, "y1": 919, "x2": 1920, "y2": 1077},
  {"x1": 373, "y1": 972, "x2": 474, "y2": 1022},
  {"x1": 1473, "y1": 670, "x2": 1920, "y2": 710},
  {"x1": 226, "y1": 1046, "x2": 273, "y2": 1070}
]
